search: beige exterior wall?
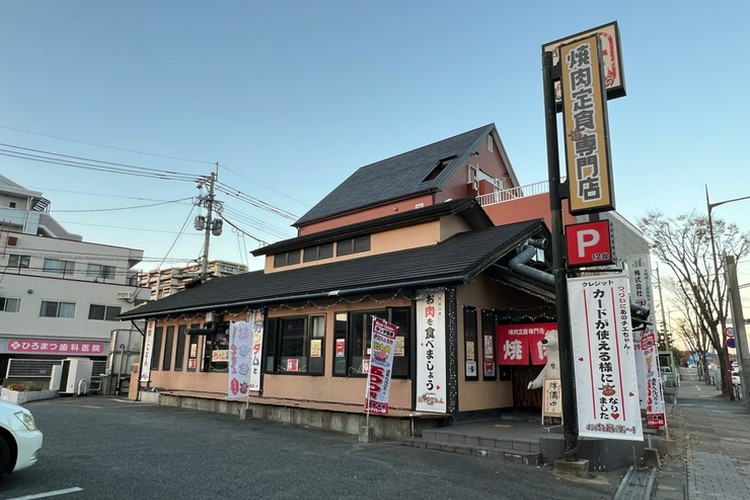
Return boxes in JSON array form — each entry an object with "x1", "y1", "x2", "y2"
[
  {"x1": 264, "y1": 220, "x2": 443, "y2": 273},
  {"x1": 455, "y1": 275, "x2": 515, "y2": 412},
  {"x1": 141, "y1": 297, "x2": 414, "y2": 412}
]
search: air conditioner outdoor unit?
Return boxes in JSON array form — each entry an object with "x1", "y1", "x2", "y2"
[{"x1": 117, "y1": 292, "x2": 133, "y2": 299}]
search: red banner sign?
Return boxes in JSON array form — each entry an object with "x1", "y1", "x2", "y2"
[{"x1": 496, "y1": 323, "x2": 557, "y2": 366}]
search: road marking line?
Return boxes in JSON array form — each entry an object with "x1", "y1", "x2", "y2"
[{"x1": 9, "y1": 487, "x2": 83, "y2": 499}]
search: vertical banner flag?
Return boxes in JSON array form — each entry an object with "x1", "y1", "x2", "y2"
[
  {"x1": 568, "y1": 274, "x2": 643, "y2": 441},
  {"x1": 140, "y1": 320, "x2": 155, "y2": 383},
  {"x1": 560, "y1": 34, "x2": 615, "y2": 215},
  {"x1": 228, "y1": 321, "x2": 253, "y2": 399},
  {"x1": 627, "y1": 254, "x2": 666, "y2": 427},
  {"x1": 416, "y1": 289, "x2": 447, "y2": 413},
  {"x1": 248, "y1": 309, "x2": 265, "y2": 391},
  {"x1": 364, "y1": 317, "x2": 398, "y2": 414}
]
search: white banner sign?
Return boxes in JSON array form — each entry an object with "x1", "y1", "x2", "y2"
[
  {"x1": 568, "y1": 274, "x2": 643, "y2": 441},
  {"x1": 364, "y1": 317, "x2": 399, "y2": 414},
  {"x1": 416, "y1": 289, "x2": 447, "y2": 413},
  {"x1": 627, "y1": 254, "x2": 666, "y2": 427},
  {"x1": 140, "y1": 320, "x2": 155, "y2": 383},
  {"x1": 227, "y1": 321, "x2": 253, "y2": 399},
  {"x1": 248, "y1": 309, "x2": 265, "y2": 392}
]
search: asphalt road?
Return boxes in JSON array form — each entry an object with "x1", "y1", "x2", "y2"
[{"x1": 1, "y1": 396, "x2": 619, "y2": 499}]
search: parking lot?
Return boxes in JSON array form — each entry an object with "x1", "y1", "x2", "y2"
[{"x1": 1, "y1": 396, "x2": 619, "y2": 499}]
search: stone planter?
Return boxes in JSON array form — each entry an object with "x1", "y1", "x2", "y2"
[{"x1": 0, "y1": 387, "x2": 58, "y2": 405}]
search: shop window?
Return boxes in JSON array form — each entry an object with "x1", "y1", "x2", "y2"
[
  {"x1": 40, "y1": 300, "x2": 76, "y2": 319},
  {"x1": 88, "y1": 304, "x2": 122, "y2": 321},
  {"x1": 174, "y1": 325, "x2": 187, "y2": 371},
  {"x1": 333, "y1": 308, "x2": 410, "y2": 378},
  {"x1": 481, "y1": 309, "x2": 497, "y2": 380},
  {"x1": 202, "y1": 324, "x2": 230, "y2": 372},
  {"x1": 150, "y1": 327, "x2": 163, "y2": 371},
  {"x1": 265, "y1": 314, "x2": 326, "y2": 375},
  {"x1": 187, "y1": 324, "x2": 201, "y2": 371},
  {"x1": 162, "y1": 326, "x2": 175, "y2": 371},
  {"x1": 463, "y1": 305, "x2": 479, "y2": 381}
]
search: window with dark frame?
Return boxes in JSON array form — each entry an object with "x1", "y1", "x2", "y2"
[
  {"x1": 332, "y1": 308, "x2": 410, "y2": 378},
  {"x1": 8, "y1": 254, "x2": 30, "y2": 269},
  {"x1": 187, "y1": 324, "x2": 200, "y2": 371},
  {"x1": 202, "y1": 325, "x2": 230, "y2": 372},
  {"x1": 88, "y1": 304, "x2": 122, "y2": 321},
  {"x1": 150, "y1": 326, "x2": 163, "y2": 371},
  {"x1": 175, "y1": 325, "x2": 187, "y2": 371},
  {"x1": 264, "y1": 314, "x2": 326, "y2": 375},
  {"x1": 273, "y1": 250, "x2": 301, "y2": 268},
  {"x1": 161, "y1": 326, "x2": 175, "y2": 371},
  {"x1": 481, "y1": 309, "x2": 497, "y2": 380},
  {"x1": 336, "y1": 235, "x2": 371, "y2": 256},
  {"x1": 303, "y1": 243, "x2": 334, "y2": 263},
  {"x1": 463, "y1": 305, "x2": 479, "y2": 381}
]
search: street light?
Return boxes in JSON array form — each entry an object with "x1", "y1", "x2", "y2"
[{"x1": 705, "y1": 185, "x2": 750, "y2": 401}]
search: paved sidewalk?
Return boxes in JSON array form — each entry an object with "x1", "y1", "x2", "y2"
[{"x1": 654, "y1": 367, "x2": 750, "y2": 499}]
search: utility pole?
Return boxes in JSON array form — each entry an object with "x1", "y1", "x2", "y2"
[
  {"x1": 725, "y1": 255, "x2": 749, "y2": 408},
  {"x1": 196, "y1": 164, "x2": 222, "y2": 282}
]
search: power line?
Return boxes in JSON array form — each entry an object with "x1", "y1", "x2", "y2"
[
  {"x1": 0, "y1": 124, "x2": 214, "y2": 165},
  {"x1": 0, "y1": 142, "x2": 200, "y2": 182},
  {"x1": 52, "y1": 197, "x2": 194, "y2": 213}
]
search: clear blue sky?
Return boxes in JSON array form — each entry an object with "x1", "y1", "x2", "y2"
[{"x1": 1, "y1": 1, "x2": 748, "y2": 296}]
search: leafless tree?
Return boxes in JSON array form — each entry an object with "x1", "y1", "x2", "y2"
[{"x1": 639, "y1": 211, "x2": 750, "y2": 397}]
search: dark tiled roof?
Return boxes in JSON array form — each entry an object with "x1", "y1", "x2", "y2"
[
  {"x1": 294, "y1": 124, "x2": 495, "y2": 227},
  {"x1": 120, "y1": 219, "x2": 547, "y2": 320}
]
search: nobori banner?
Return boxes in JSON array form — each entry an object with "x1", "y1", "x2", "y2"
[
  {"x1": 560, "y1": 34, "x2": 615, "y2": 216},
  {"x1": 364, "y1": 317, "x2": 399, "y2": 415},
  {"x1": 567, "y1": 274, "x2": 643, "y2": 441}
]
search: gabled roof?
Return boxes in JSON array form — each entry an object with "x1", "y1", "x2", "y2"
[
  {"x1": 294, "y1": 124, "x2": 497, "y2": 227},
  {"x1": 120, "y1": 218, "x2": 550, "y2": 320},
  {"x1": 255, "y1": 198, "x2": 493, "y2": 256}
]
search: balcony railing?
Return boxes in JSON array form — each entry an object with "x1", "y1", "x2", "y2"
[{"x1": 476, "y1": 180, "x2": 551, "y2": 207}]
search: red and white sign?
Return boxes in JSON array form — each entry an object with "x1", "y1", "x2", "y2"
[
  {"x1": 496, "y1": 323, "x2": 556, "y2": 365},
  {"x1": 7, "y1": 338, "x2": 106, "y2": 355},
  {"x1": 248, "y1": 309, "x2": 264, "y2": 391},
  {"x1": 566, "y1": 220, "x2": 613, "y2": 267},
  {"x1": 365, "y1": 317, "x2": 399, "y2": 415},
  {"x1": 568, "y1": 274, "x2": 643, "y2": 442}
]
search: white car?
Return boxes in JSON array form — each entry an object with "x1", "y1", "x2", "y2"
[
  {"x1": 0, "y1": 399, "x2": 43, "y2": 477},
  {"x1": 732, "y1": 370, "x2": 741, "y2": 386}
]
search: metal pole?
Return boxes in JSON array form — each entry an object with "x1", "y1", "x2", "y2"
[
  {"x1": 706, "y1": 186, "x2": 735, "y2": 400},
  {"x1": 542, "y1": 50, "x2": 578, "y2": 459},
  {"x1": 725, "y1": 255, "x2": 749, "y2": 408}
]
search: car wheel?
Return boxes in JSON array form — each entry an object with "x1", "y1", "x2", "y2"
[{"x1": 0, "y1": 436, "x2": 10, "y2": 476}]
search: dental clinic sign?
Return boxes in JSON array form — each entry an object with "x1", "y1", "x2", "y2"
[{"x1": 560, "y1": 34, "x2": 615, "y2": 215}]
